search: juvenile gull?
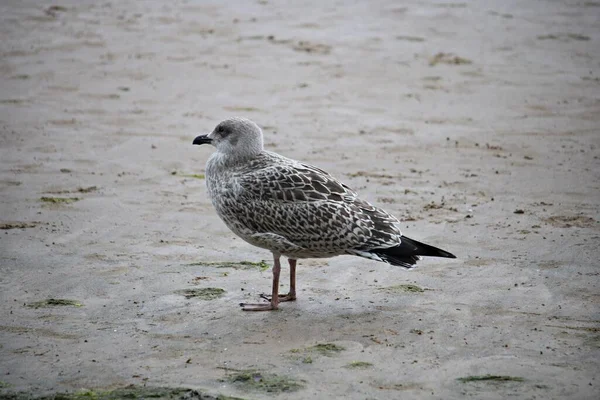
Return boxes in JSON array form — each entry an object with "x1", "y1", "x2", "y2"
[{"x1": 193, "y1": 117, "x2": 456, "y2": 311}]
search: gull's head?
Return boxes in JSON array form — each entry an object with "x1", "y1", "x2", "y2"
[{"x1": 193, "y1": 117, "x2": 264, "y2": 158}]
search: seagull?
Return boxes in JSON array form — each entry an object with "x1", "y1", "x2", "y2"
[{"x1": 193, "y1": 117, "x2": 456, "y2": 311}]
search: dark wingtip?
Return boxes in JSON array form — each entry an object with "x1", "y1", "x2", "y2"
[
  {"x1": 399, "y1": 236, "x2": 456, "y2": 259},
  {"x1": 373, "y1": 236, "x2": 457, "y2": 266},
  {"x1": 435, "y1": 248, "x2": 457, "y2": 259}
]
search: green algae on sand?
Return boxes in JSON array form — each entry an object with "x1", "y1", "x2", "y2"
[
  {"x1": 458, "y1": 375, "x2": 525, "y2": 383},
  {"x1": 176, "y1": 287, "x2": 225, "y2": 300},
  {"x1": 307, "y1": 343, "x2": 345, "y2": 356},
  {"x1": 171, "y1": 171, "x2": 205, "y2": 179},
  {"x1": 344, "y1": 361, "x2": 374, "y2": 369},
  {"x1": 186, "y1": 260, "x2": 270, "y2": 271},
  {"x1": 40, "y1": 196, "x2": 80, "y2": 204},
  {"x1": 382, "y1": 284, "x2": 425, "y2": 293},
  {"x1": 0, "y1": 386, "x2": 247, "y2": 400},
  {"x1": 225, "y1": 369, "x2": 304, "y2": 394},
  {"x1": 27, "y1": 299, "x2": 83, "y2": 309}
]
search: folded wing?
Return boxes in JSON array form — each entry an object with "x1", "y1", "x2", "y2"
[{"x1": 231, "y1": 155, "x2": 404, "y2": 255}]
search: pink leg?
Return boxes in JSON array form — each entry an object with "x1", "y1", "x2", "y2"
[
  {"x1": 288, "y1": 258, "x2": 297, "y2": 300},
  {"x1": 260, "y1": 258, "x2": 297, "y2": 302},
  {"x1": 240, "y1": 254, "x2": 281, "y2": 311}
]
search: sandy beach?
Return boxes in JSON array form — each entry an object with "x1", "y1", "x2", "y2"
[{"x1": 1, "y1": 0, "x2": 599, "y2": 399}]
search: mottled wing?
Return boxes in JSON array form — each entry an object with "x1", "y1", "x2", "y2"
[{"x1": 231, "y1": 156, "x2": 402, "y2": 254}]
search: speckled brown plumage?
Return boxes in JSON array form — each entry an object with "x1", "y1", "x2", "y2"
[{"x1": 193, "y1": 117, "x2": 455, "y2": 311}]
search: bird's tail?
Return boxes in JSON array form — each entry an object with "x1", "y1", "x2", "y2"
[{"x1": 368, "y1": 236, "x2": 456, "y2": 269}]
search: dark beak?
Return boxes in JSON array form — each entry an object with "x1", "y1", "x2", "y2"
[{"x1": 193, "y1": 134, "x2": 212, "y2": 145}]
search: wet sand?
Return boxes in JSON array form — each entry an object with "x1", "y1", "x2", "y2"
[{"x1": 1, "y1": 0, "x2": 599, "y2": 399}]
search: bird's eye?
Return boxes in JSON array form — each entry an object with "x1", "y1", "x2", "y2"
[{"x1": 217, "y1": 126, "x2": 225, "y2": 133}]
